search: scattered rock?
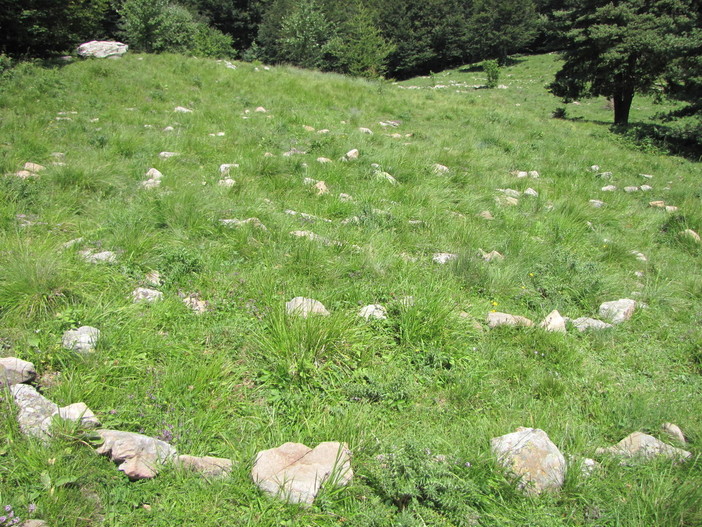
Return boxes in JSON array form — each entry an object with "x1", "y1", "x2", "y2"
[
  {"x1": 181, "y1": 293, "x2": 210, "y2": 314},
  {"x1": 303, "y1": 125, "x2": 315, "y2": 132},
  {"x1": 433, "y1": 252, "x2": 458, "y2": 264},
  {"x1": 132, "y1": 288, "x2": 163, "y2": 303},
  {"x1": 487, "y1": 312, "x2": 534, "y2": 328},
  {"x1": 145, "y1": 271, "x2": 162, "y2": 287},
  {"x1": 682, "y1": 229, "x2": 700, "y2": 243},
  {"x1": 283, "y1": 148, "x2": 306, "y2": 157},
  {"x1": 80, "y1": 250, "x2": 117, "y2": 264},
  {"x1": 62, "y1": 326, "x2": 100, "y2": 353},
  {"x1": 314, "y1": 181, "x2": 329, "y2": 195},
  {"x1": 10, "y1": 384, "x2": 58, "y2": 439},
  {"x1": 218, "y1": 178, "x2": 236, "y2": 187},
  {"x1": 220, "y1": 163, "x2": 239, "y2": 175},
  {"x1": 590, "y1": 165, "x2": 600, "y2": 172},
  {"x1": 24, "y1": 162, "x2": 46, "y2": 173},
  {"x1": 0, "y1": 357, "x2": 37, "y2": 386},
  {"x1": 317, "y1": 129, "x2": 330, "y2": 134},
  {"x1": 649, "y1": 200, "x2": 665, "y2": 208},
  {"x1": 174, "y1": 106, "x2": 193, "y2": 113},
  {"x1": 252, "y1": 442, "x2": 353, "y2": 505},
  {"x1": 478, "y1": 210, "x2": 494, "y2": 220},
  {"x1": 666, "y1": 205, "x2": 679, "y2": 212},
  {"x1": 343, "y1": 149, "x2": 359, "y2": 161},
  {"x1": 374, "y1": 170, "x2": 397, "y2": 185},
  {"x1": 159, "y1": 152, "x2": 178, "y2": 159},
  {"x1": 479, "y1": 249, "x2": 503, "y2": 262},
  {"x1": 491, "y1": 427, "x2": 566, "y2": 495},
  {"x1": 624, "y1": 186, "x2": 639, "y2": 193},
  {"x1": 358, "y1": 127, "x2": 373, "y2": 135},
  {"x1": 598, "y1": 299, "x2": 636, "y2": 324},
  {"x1": 595, "y1": 432, "x2": 691, "y2": 462},
  {"x1": 163, "y1": 126, "x2": 175, "y2": 132},
  {"x1": 661, "y1": 423, "x2": 686, "y2": 444},
  {"x1": 286, "y1": 297, "x2": 330, "y2": 317},
  {"x1": 498, "y1": 188, "x2": 521, "y2": 198},
  {"x1": 631, "y1": 251, "x2": 647, "y2": 262},
  {"x1": 77, "y1": 41, "x2": 128, "y2": 58},
  {"x1": 540, "y1": 310, "x2": 566, "y2": 333},
  {"x1": 338, "y1": 193, "x2": 353, "y2": 202},
  {"x1": 640, "y1": 173, "x2": 654, "y2": 179},
  {"x1": 15, "y1": 170, "x2": 37, "y2": 179},
  {"x1": 219, "y1": 217, "x2": 267, "y2": 230},
  {"x1": 58, "y1": 402, "x2": 100, "y2": 427},
  {"x1": 601, "y1": 185, "x2": 617, "y2": 192},
  {"x1": 497, "y1": 196, "x2": 519, "y2": 207},
  {"x1": 358, "y1": 304, "x2": 387, "y2": 320},
  {"x1": 176, "y1": 455, "x2": 232, "y2": 478},
  {"x1": 640, "y1": 185, "x2": 653, "y2": 191},
  {"x1": 589, "y1": 199, "x2": 605, "y2": 208},
  {"x1": 22, "y1": 520, "x2": 49, "y2": 527},
  {"x1": 255, "y1": 106, "x2": 267, "y2": 113},
  {"x1": 524, "y1": 188, "x2": 539, "y2": 197},
  {"x1": 571, "y1": 317, "x2": 613, "y2": 332},
  {"x1": 316, "y1": 157, "x2": 332, "y2": 164},
  {"x1": 95, "y1": 430, "x2": 177, "y2": 480}
]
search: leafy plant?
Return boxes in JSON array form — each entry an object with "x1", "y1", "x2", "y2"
[{"x1": 482, "y1": 59, "x2": 500, "y2": 88}]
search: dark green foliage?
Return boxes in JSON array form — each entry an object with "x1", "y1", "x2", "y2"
[
  {"x1": 482, "y1": 59, "x2": 500, "y2": 88},
  {"x1": 550, "y1": 0, "x2": 697, "y2": 126}
]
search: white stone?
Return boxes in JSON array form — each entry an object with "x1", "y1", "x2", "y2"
[
  {"x1": 96, "y1": 430, "x2": 177, "y2": 480},
  {"x1": 314, "y1": 181, "x2": 329, "y2": 195},
  {"x1": 316, "y1": 157, "x2": 332, "y2": 164},
  {"x1": 219, "y1": 163, "x2": 239, "y2": 175},
  {"x1": 174, "y1": 106, "x2": 193, "y2": 113},
  {"x1": 176, "y1": 455, "x2": 232, "y2": 477},
  {"x1": 255, "y1": 106, "x2": 267, "y2": 113},
  {"x1": 540, "y1": 310, "x2": 566, "y2": 333},
  {"x1": 631, "y1": 251, "x2": 647, "y2": 262},
  {"x1": 219, "y1": 217, "x2": 266, "y2": 230},
  {"x1": 0, "y1": 357, "x2": 36, "y2": 386},
  {"x1": 524, "y1": 188, "x2": 538, "y2": 197},
  {"x1": 571, "y1": 317, "x2": 613, "y2": 332},
  {"x1": 286, "y1": 297, "x2": 330, "y2": 317},
  {"x1": 146, "y1": 168, "x2": 163, "y2": 179},
  {"x1": 682, "y1": 229, "x2": 701, "y2": 243},
  {"x1": 344, "y1": 149, "x2": 359, "y2": 161},
  {"x1": 528, "y1": 171, "x2": 540, "y2": 178},
  {"x1": 339, "y1": 193, "x2": 353, "y2": 202},
  {"x1": 159, "y1": 152, "x2": 178, "y2": 159},
  {"x1": 433, "y1": 164, "x2": 449, "y2": 174},
  {"x1": 479, "y1": 249, "x2": 503, "y2": 262},
  {"x1": 478, "y1": 210, "x2": 494, "y2": 220},
  {"x1": 77, "y1": 41, "x2": 128, "y2": 58},
  {"x1": 624, "y1": 186, "x2": 639, "y2": 193},
  {"x1": 145, "y1": 271, "x2": 162, "y2": 286},
  {"x1": 62, "y1": 326, "x2": 100, "y2": 353},
  {"x1": 24, "y1": 162, "x2": 46, "y2": 173},
  {"x1": 375, "y1": 171, "x2": 397, "y2": 185},
  {"x1": 640, "y1": 185, "x2": 653, "y2": 191},
  {"x1": 359, "y1": 304, "x2": 387, "y2": 320},
  {"x1": 601, "y1": 185, "x2": 617, "y2": 191},
  {"x1": 132, "y1": 288, "x2": 163, "y2": 303},
  {"x1": 487, "y1": 312, "x2": 534, "y2": 328},
  {"x1": 498, "y1": 188, "x2": 521, "y2": 198},
  {"x1": 358, "y1": 127, "x2": 373, "y2": 135},
  {"x1": 58, "y1": 402, "x2": 100, "y2": 427},
  {"x1": 432, "y1": 252, "x2": 458, "y2": 264},
  {"x1": 599, "y1": 299, "x2": 636, "y2": 324},
  {"x1": 491, "y1": 427, "x2": 566, "y2": 495},
  {"x1": 661, "y1": 423, "x2": 686, "y2": 444},
  {"x1": 589, "y1": 199, "x2": 605, "y2": 208},
  {"x1": 218, "y1": 178, "x2": 236, "y2": 187},
  {"x1": 596, "y1": 432, "x2": 691, "y2": 462}
]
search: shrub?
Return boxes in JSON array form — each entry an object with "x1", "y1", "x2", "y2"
[
  {"x1": 192, "y1": 22, "x2": 235, "y2": 58},
  {"x1": 482, "y1": 59, "x2": 500, "y2": 88},
  {"x1": 277, "y1": 0, "x2": 334, "y2": 69}
]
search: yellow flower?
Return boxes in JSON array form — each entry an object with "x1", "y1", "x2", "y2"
[{"x1": 528, "y1": 273, "x2": 534, "y2": 277}]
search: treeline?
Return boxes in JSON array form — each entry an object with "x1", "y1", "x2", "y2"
[{"x1": 0, "y1": 0, "x2": 557, "y2": 79}]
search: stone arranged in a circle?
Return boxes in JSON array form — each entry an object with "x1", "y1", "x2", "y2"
[
  {"x1": 252, "y1": 441, "x2": 353, "y2": 505},
  {"x1": 62, "y1": 326, "x2": 101, "y2": 353},
  {"x1": 0, "y1": 357, "x2": 36, "y2": 386},
  {"x1": 595, "y1": 432, "x2": 691, "y2": 462},
  {"x1": 286, "y1": 297, "x2": 330, "y2": 317},
  {"x1": 491, "y1": 427, "x2": 566, "y2": 495},
  {"x1": 96, "y1": 430, "x2": 178, "y2": 480}
]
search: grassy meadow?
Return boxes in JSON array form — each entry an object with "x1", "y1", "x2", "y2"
[{"x1": 0, "y1": 52, "x2": 701, "y2": 526}]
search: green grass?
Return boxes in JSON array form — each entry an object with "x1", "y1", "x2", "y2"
[{"x1": 0, "y1": 52, "x2": 700, "y2": 526}]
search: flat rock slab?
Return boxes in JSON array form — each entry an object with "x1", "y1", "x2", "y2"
[
  {"x1": 599, "y1": 299, "x2": 636, "y2": 324},
  {"x1": 62, "y1": 326, "x2": 100, "y2": 353},
  {"x1": 596, "y1": 432, "x2": 691, "y2": 462},
  {"x1": 487, "y1": 312, "x2": 534, "y2": 328},
  {"x1": 77, "y1": 41, "x2": 128, "y2": 58},
  {"x1": 252, "y1": 441, "x2": 353, "y2": 505},
  {"x1": 96, "y1": 430, "x2": 177, "y2": 480},
  {"x1": 0, "y1": 357, "x2": 37, "y2": 386},
  {"x1": 176, "y1": 455, "x2": 232, "y2": 478},
  {"x1": 286, "y1": 297, "x2": 330, "y2": 317},
  {"x1": 491, "y1": 427, "x2": 566, "y2": 495},
  {"x1": 571, "y1": 317, "x2": 613, "y2": 332},
  {"x1": 10, "y1": 384, "x2": 59, "y2": 439},
  {"x1": 58, "y1": 402, "x2": 100, "y2": 428}
]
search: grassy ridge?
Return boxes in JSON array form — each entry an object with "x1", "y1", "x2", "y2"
[{"x1": 0, "y1": 53, "x2": 701, "y2": 526}]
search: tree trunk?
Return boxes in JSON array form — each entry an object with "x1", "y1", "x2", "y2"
[{"x1": 613, "y1": 90, "x2": 634, "y2": 126}]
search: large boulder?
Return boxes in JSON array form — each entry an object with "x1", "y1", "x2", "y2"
[
  {"x1": 491, "y1": 427, "x2": 566, "y2": 495},
  {"x1": 252, "y1": 441, "x2": 353, "y2": 505},
  {"x1": 95, "y1": 430, "x2": 177, "y2": 480},
  {"x1": 77, "y1": 41, "x2": 128, "y2": 59}
]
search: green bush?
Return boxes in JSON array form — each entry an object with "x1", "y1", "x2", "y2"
[
  {"x1": 192, "y1": 22, "x2": 235, "y2": 58},
  {"x1": 482, "y1": 59, "x2": 500, "y2": 88},
  {"x1": 277, "y1": 0, "x2": 334, "y2": 69}
]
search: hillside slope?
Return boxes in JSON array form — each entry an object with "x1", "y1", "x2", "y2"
[{"x1": 0, "y1": 53, "x2": 700, "y2": 526}]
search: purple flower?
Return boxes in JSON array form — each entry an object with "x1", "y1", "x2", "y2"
[
  {"x1": 28, "y1": 504, "x2": 36, "y2": 514},
  {"x1": 3, "y1": 506, "x2": 10, "y2": 512},
  {"x1": 0, "y1": 516, "x2": 7, "y2": 523}
]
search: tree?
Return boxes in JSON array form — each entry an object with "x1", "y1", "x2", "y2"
[{"x1": 550, "y1": 0, "x2": 696, "y2": 126}]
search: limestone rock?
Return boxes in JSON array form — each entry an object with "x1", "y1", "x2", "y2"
[
  {"x1": 478, "y1": 210, "x2": 494, "y2": 220},
  {"x1": 159, "y1": 152, "x2": 178, "y2": 159},
  {"x1": 498, "y1": 188, "x2": 521, "y2": 198},
  {"x1": 343, "y1": 149, "x2": 359, "y2": 161},
  {"x1": 601, "y1": 185, "x2": 617, "y2": 191},
  {"x1": 80, "y1": 250, "x2": 117, "y2": 263},
  {"x1": 624, "y1": 186, "x2": 639, "y2": 193},
  {"x1": 220, "y1": 163, "x2": 239, "y2": 175},
  {"x1": 661, "y1": 423, "x2": 686, "y2": 444},
  {"x1": 176, "y1": 455, "x2": 232, "y2": 478},
  {"x1": 181, "y1": 293, "x2": 210, "y2": 314},
  {"x1": 62, "y1": 326, "x2": 100, "y2": 353},
  {"x1": 631, "y1": 251, "x2": 647, "y2": 262},
  {"x1": 77, "y1": 41, "x2": 128, "y2": 58},
  {"x1": 283, "y1": 148, "x2": 306, "y2": 157},
  {"x1": 96, "y1": 430, "x2": 177, "y2": 480},
  {"x1": 290, "y1": 230, "x2": 339, "y2": 246},
  {"x1": 10, "y1": 384, "x2": 58, "y2": 439},
  {"x1": 219, "y1": 217, "x2": 267, "y2": 230},
  {"x1": 640, "y1": 185, "x2": 653, "y2": 191},
  {"x1": 497, "y1": 196, "x2": 519, "y2": 207},
  {"x1": 303, "y1": 125, "x2": 315, "y2": 132},
  {"x1": 524, "y1": 188, "x2": 539, "y2": 197},
  {"x1": 358, "y1": 127, "x2": 373, "y2": 135},
  {"x1": 665, "y1": 206, "x2": 678, "y2": 212},
  {"x1": 433, "y1": 252, "x2": 458, "y2": 264},
  {"x1": 252, "y1": 441, "x2": 353, "y2": 505},
  {"x1": 132, "y1": 288, "x2": 163, "y2": 303},
  {"x1": 599, "y1": 299, "x2": 636, "y2": 324},
  {"x1": 22, "y1": 521, "x2": 49, "y2": 527},
  {"x1": 487, "y1": 312, "x2": 534, "y2": 328},
  {"x1": 595, "y1": 432, "x2": 691, "y2": 462},
  {"x1": 0, "y1": 357, "x2": 37, "y2": 386},
  {"x1": 218, "y1": 177, "x2": 236, "y2": 187},
  {"x1": 339, "y1": 193, "x2": 353, "y2": 202},
  {"x1": 540, "y1": 310, "x2": 566, "y2": 333},
  {"x1": 682, "y1": 229, "x2": 701, "y2": 243},
  {"x1": 491, "y1": 427, "x2": 566, "y2": 495},
  {"x1": 255, "y1": 106, "x2": 267, "y2": 113},
  {"x1": 589, "y1": 199, "x2": 605, "y2": 208},
  {"x1": 58, "y1": 402, "x2": 100, "y2": 428},
  {"x1": 433, "y1": 163, "x2": 449, "y2": 174},
  {"x1": 317, "y1": 157, "x2": 332, "y2": 164},
  {"x1": 358, "y1": 304, "x2": 387, "y2": 320},
  {"x1": 286, "y1": 297, "x2": 330, "y2": 317},
  {"x1": 649, "y1": 200, "x2": 665, "y2": 208},
  {"x1": 314, "y1": 180, "x2": 329, "y2": 195},
  {"x1": 374, "y1": 171, "x2": 397, "y2": 185},
  {"x1": 24, "y1": 162, "x2": 46, "y2": 173},
  {"x1": 571, "y1": 317, "x2": 613, "y2": 332},
  {"x1": 145, "y1": 270, "x2": 162, "y2": 287},
  {"x1": 174, "y1": 106, "x2": 193, "y2": 113},
  {"x1": 479, "y1": 249, "x2": 503, "y2": 262}
]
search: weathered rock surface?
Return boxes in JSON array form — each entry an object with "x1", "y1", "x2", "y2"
[
  {"x1": 80, "y1": 250, "x2": 117, "y2": 263},
  {"x1": 589, "y1": 199, "x2": 605, "y2": 208},
  {"x1": 181, "y1": 293, "x2": 210, "y2": 314},
  {"x1": 491, "y1": 427, "x2": 566, "y2": 495},
  {"x1": 571, "y1": 317, "x2": 613, "y2": 332},
  {"x1": 159, "y1": 151, "x2": 178, "y2": 159},
  {"x1": 77, "y1": 41, "x2": 128, "y2": 58},
  {"x1": 358, "y1": 304, "x2": 387, "y2": 320},
  {"x1": 682, "y1": 229, "x2": 701, "y2": 243},
  {"x1": 286, "y1": 297, "x2": 330, "y2": 317},
  {"x1": 176, "y1": 455, "x2": 232, "y2": 478},
  {"x1": 598, "y1": 299, "x2": 636, "y2": 324},
  {"x1": 22, "y1": 520, "x2": 49, "y2": 527},
  {"x1": 218, "y1": 177, "x2": 236, "y2": 187},
  {"x1": 433, "y1": 252, "x2": 458, "y2": 264},
  {"x1": 219, "y1": 217, "x2": 267, "y2": 230},
  {"x1": 174, "y1": 106, "x2": 193, "y2": 113},
  {"x1": 0, "y1": 357, "x2": 37, "y2": 386},
  {"x1": 252, "y1": 442, "x2": 353, "y2": 505},
  {"x1": 478, "y1": 210, "x2": 494, "y2": 220},
  {"x1": 343, "y1": 149, "x2": 359, "y2": 161},
  {"x1": 479, "y1": 249, "x2": 503, "y2": 262},
  {"x1": 62, "y1": 326, "x2": 100, "y2": 353},
  {"x1": 487, "y1": 312, "x2": 534, "y2": 328},
  {"x1": 10, "y1": 384, "x2": 59, "y2": 439},
  {"x1": 58, "y1": 402, "x2": 100, "y2": 428},
  {"x1": 540, "y1": 310, "x2": 566, "y2": 333},
  {"x1": 660, "y1": 423, "x2": 686, "y2": 444},
  {"x1": 433, "y1": 163, "x2": 449, "y2": 174},
  {"x1": 96, "y1": 430, "x2": 177, "y2": 480},
  {"x1": 132, "y1": 287, "x2": 163, "y2": 303},
  {"x1": 596, "y1": 432, "x2": 691, "y2": 462}
]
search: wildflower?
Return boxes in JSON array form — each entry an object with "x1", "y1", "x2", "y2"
[
  {"x1": 28, "y1": 504, "x2": 36, "y2": 514},
  {"x1": 528, "y1": 273, "x2": 534, "y2": 277},
  {"x1": 491, "y1": 301, "x2": 498, "y2": 306}
]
